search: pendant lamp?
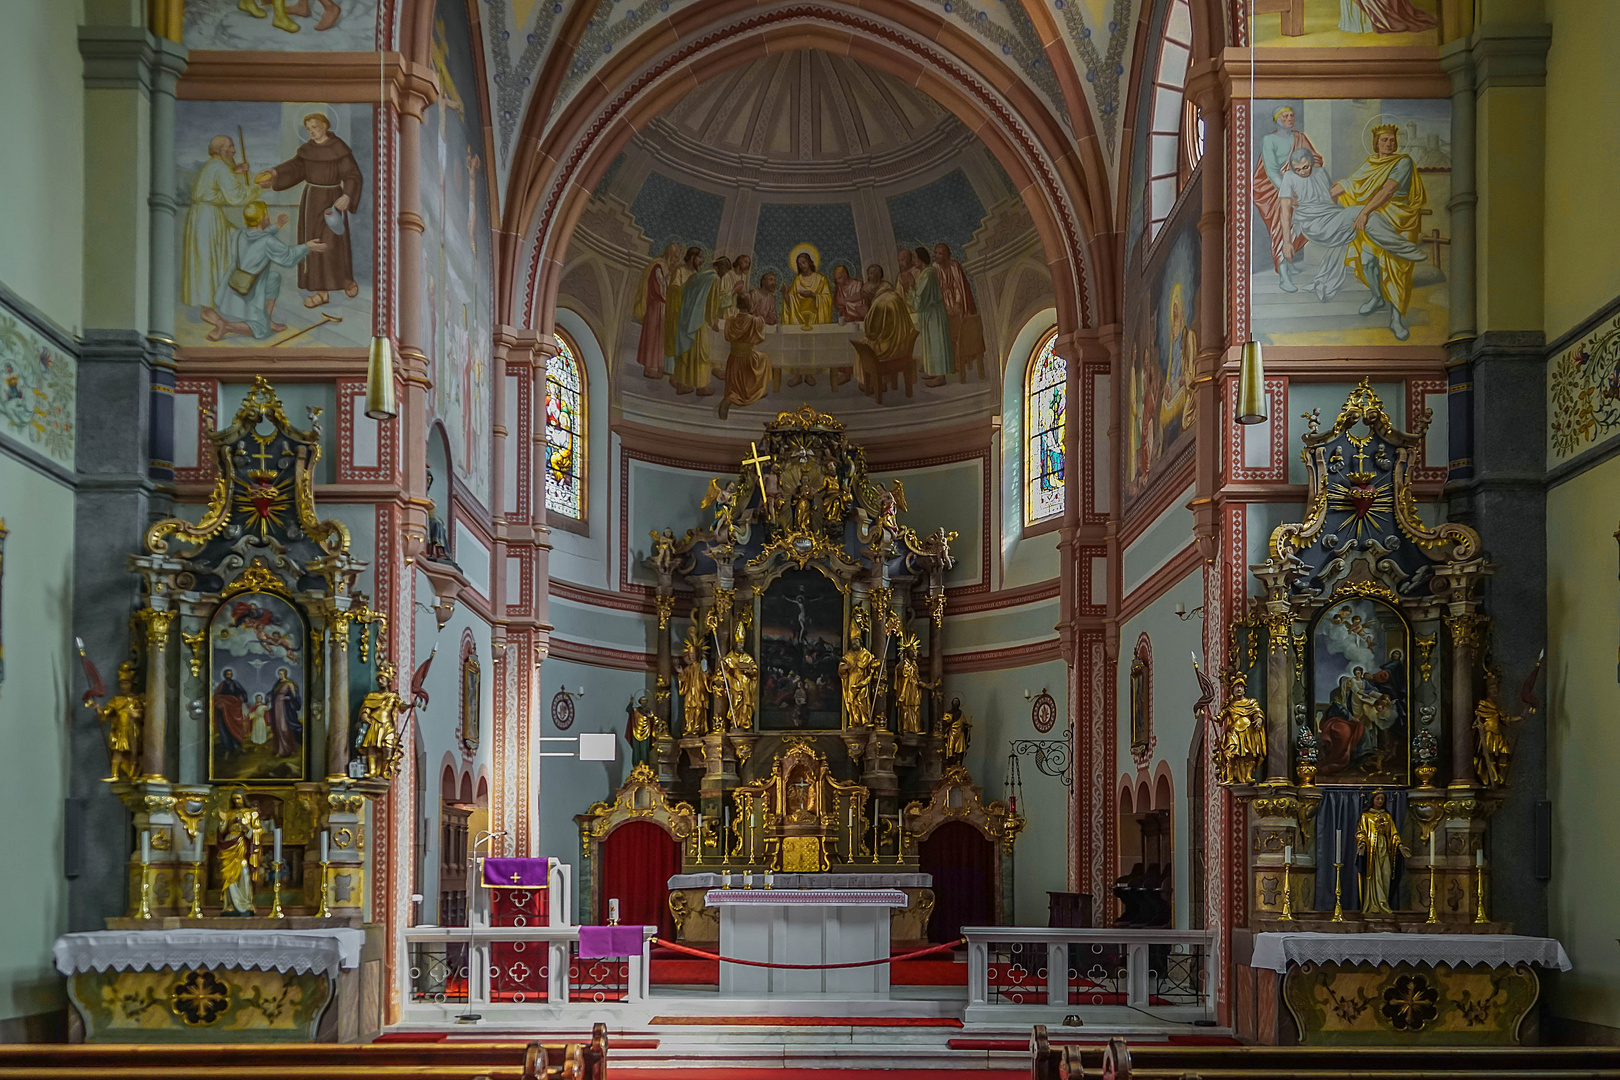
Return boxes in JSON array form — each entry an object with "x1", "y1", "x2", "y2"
[
  {"x1": 365, "y1": 335, "x2": 398, "y2": 420},
  {"x1": 1236, "y1": 339, "x2": 1266, "y2": 425}
]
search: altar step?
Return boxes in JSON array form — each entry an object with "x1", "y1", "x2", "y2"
[{"x1": 648, "y1": 945, "x2": 968, "y2": 987}]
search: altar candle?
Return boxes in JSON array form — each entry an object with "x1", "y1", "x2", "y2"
[
  {"x1": 764, "y1": 871, "x2": 774, "y2": 889},
  {"x1": 272, "y1": 827, "x2": 282, "y2": 867},
  {"x1": 1335, "y1": 829, "x2": 1342, "y2": 864},
  {"x1": 744, "y1": 870, "x2": 753, "y2": 889},
  {"x1": 1476, "y1": 848, "x2": 1484, "y2": 868},
  {"x1": 608, "y1": 898, "x2": 620, "y2": 924},
  {"x1": 194, "y1": 828, "x2": 205, "y2": 864},
  {"x1": 321, "y1": 831, "x2": 330, "y2": 862},
  {"x1": 1428, "y1": 829, "x2": 1435, "y2": 861},
  {"x1": 140, "y1": 830, "x2": 150, "y2": 864},
  {"x1": 722, "y1": 867, "x2": 732, "y2": 889},
  {"x1": 1283, "y1": 844, "x2": 1292, "y2": 865}
]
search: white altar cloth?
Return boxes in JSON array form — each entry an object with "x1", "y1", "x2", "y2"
[
  {"x1": 669, "y1": 872, "x2": 930, "y2": 890},
  {"x1": 54, "y1": 929, "x2": 366, "y2": 980},
  {"x1": 707, "y1": 888, "x2": 908, "y2": 996},
  {"x1": 1250, "y1": 932, "x2": 1571, "y2": 974}
]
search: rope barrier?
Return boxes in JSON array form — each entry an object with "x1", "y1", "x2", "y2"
[{"x1": 652, "y1": 936, "x2": 965, "y2": 970}]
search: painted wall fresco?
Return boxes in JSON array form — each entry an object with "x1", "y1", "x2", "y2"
[
  {"x1": 420, "y1": 0, "x2": 495, "y2": 508},
  {"x1": 1251, "y1": 0, "x2": 1438, "y2": 47},
  {"x1": 0, "y1": 308, "x2": 74, "y2": 468},
  {"x1": 174, "y1": 101, "x2": 374, "y2": 349},
  {"x1": 1246, "y1": 98, "x2": 1450, "y2": 347},
  {"x1": 183, "y1": 0, "x2": 377, "y2": 51},
  {"x1": 1548, "y1": 310, "x2": 1620, "y2": 468},
  {"x1": 1123, "y1": 212, "x2": 1199, "y2": 503}
]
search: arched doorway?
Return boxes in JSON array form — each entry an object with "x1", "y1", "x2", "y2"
[
  {"x1": 598, "y1": 820, "x2": 682, "y2": 939},
  {"x1": 919, "y1": 820, "x2": 996, "y2": 942}
]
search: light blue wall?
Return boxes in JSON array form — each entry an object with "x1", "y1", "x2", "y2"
[
  {"x1": 1122, "y1": 483, "x2": 1196, "y2": 595},
  {"x1": 1116, "y1": 571, "x2": 1204, "y2": 928},
  {"x1": 874, "y1": 460, "x2": 985, "y2": 588}
]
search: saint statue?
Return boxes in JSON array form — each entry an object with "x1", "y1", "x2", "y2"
[
  {"x1": 356, "y1": 663, "x2": 412, "y2": 780},
  {"x1": 839, "y1": 611, "x2": 880, "y2": 729},
  {"x1": 91, "y1": 661, "x2": 144, "y2": 783},
  {"x1": 895, "y1": 635, "x2": 929, "y2": 736},
  {"x1": 216, "y1": 791, "x2": 266, "y2": 916},
  {"x1": 1473, "y1": 667, "x2": 1526, "y2": 787},
  {"x1": 781, "y1": 248, "x2": 832, "y2": 328},
  {"x1": 1356, "y1": 789, "x2": 1409, "y2": 915},
  {"x1": 1217, "y1": 673, "x2": 1267, "y2": 785},
  {"x1": 943, "y1": 697, "x2": 971, "y2": 765},
  {"x1": 718, "y1": 623, "x2": 758, "y2": 732},
  {"x1": 676, "y1": 624, "x2": 708, "y2": 738},
  {"x1": 625, "y1": 693, "x2": 654, "y2": 768}
]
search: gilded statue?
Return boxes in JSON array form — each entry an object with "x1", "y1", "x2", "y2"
[
  {"x1": 356, "y1": 662, "x2": 415, "y2": 780},
  {"x1": 216, "y1": 791, "x2": 266, "y2": 916},
  {"x1": 676, "y1": 624, "x2": 708, "y2": 737},
  {"x1": 1473, "y1": 660, "x2": 1541, "y2": 787},
  {"x1": 625, "y1": 692, "x2": 655, "y2": 767},
  {"x1": 839, "y1": 610, "x2": 881, "y2": 728},
  {"x1": 894, "y1": 634, "x2": 930, "y2": 736},
  {"x1": 1356, "y1": 789, "x2": 1410, "y2": 915},
  {"x1": 89, "y1": 661, "x2": 144, "y2": 783},
  {"x1": 1216, "y1": 673, "x2": 1267, "y2": 785},
  {"x1": 701, "y1": 477, "x2": 742, "y2": 545},
  {"x1": 717, "y1": 622, "x2": 758, "y2": 732},
  {"x1": 648, "y1": 527, "x2": 678, "y2": 580},
  {"x1": 943, "y1": 697, "x2": 971, "y2": 765}
]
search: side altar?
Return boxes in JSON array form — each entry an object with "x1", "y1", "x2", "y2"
[
  {"x1": 59, "y1": 380, "x2": 412, "y2": 1042},
  {"x1": 1208, "y1": 381, "x2": 1565, "y2": 1046},
  {"x1": 575, "y1": 408, "x2": 1022, "y2": 948}
]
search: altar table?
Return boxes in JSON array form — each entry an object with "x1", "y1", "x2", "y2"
[
  {"x1": 704, "y1": 321, "x2": 861, "y2": 391},
  {"x1": 706, "y1": 887, "x2": 908, "y2": 996},
  {"x1": 1246, "y1": 932, "x2": 1570, "y2": 1046},
  {"x1": 53, "y1": 928, "x2": 376, "y2": 1042}
]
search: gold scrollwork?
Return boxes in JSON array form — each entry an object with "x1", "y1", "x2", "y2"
[
  {"x1": 137, "y1": 608, "x2": 177, "y2": 648},
  {"x1": 1446, "y1": 613, "x2": 1489, "y2": 652},
  {"x1": 334, "y1": 827, "x2": 354, "y2": 850},
  {"x1": 1330, "y1": 580, "x2": 1399, "y2": 603},
  {"x1": 181, "y1": 628, "x2": 206, "y2": 679},
  {"x1": 1415, "y1": 633, "x2": 1438, "y2": 683},
  {"x1": 655, "y1": 595, "x2": 675, "y2": 630},
  {"x1": 769, "y1": 405, "x2": 844, "y2": 432},
  {"x1": 221, "y1": 561, "x2": 290, "y2": 599},
  {"x1": 925, "y1": 591, "x2": 946, "y2": 628}
]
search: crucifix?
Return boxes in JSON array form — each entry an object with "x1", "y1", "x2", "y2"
[
  {"x1": 743, "y1": 441, "x2": 771, "y2": 494},
  {"x1": 249, "y1": 435, "x2": 276, "y2": 473},
  {"x1": 1352, "y1": 443, "x2": 1370, "y2": 474}
]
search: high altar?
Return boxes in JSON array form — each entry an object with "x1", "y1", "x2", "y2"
[
  {"x1": 55, "y1": 380, "x2": 405, "y2": 1042},
  {"x1": 575, "y1": 407, "x2": 1023, "y2": 950},
  {"x1": 1216, "y1": 381, "x2": 1568, "y2": 1045}
]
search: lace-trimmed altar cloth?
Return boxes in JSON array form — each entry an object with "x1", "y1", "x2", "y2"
[
  {"x1": 53, "y1": 928, "x2": 366, "y2": 979},
  {"x1": 1251, "y1": 932, "x2": 1571, "y2": 973},
  {"x1": 704, "y1": 888, "x2": 908, "y2": 906}
]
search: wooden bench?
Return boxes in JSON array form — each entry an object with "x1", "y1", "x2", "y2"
[
  {"x1": 1032, "y1": 1028, "x2": 1620, "y2": 1080},
  {"x1": 0, "y1": 1024, "x2": 607, "y2": 1080}
]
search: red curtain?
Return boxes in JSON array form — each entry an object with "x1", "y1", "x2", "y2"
[
  {"x1": 598, "y1": 820, "x2": 681, "y2": 938},
  {"x1": 919, "y1": 820, "x2": 995, "y2": 942}
]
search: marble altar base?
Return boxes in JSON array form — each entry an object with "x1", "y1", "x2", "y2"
[
  {"x1": 668, "y1": 873, "x2": 934, "y2": 946},
  {"x1": 708, "y1": 888, "x2": 908, "y2": 997}
]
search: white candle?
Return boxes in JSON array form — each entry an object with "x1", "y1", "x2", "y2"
[
  {"x1": 1428, "y1": 830, "x2": 1435, "y2": 861},
  {"x1": 194, "y1": 828, "x2": 205, "y2": 864},
  {"x1": 608, "y1": 898, "x2": 620, "y2": 924},
  {"x1": 722, "y1": 867, "x2": 731, "y2": 889},
  {"x1": 1335, "y1": 829, "x2": 1341, "y2": 864},
  {"x1": 1284, "y1": 844, "x2": 1292, "y2": 865},
  {"x1": 1476, "y1": 848, "x2": 1483, "y2": 867},
  {"x1": 140, "y1": 830, "x2": 150, "y2": 863},
  {"x1": 272, "y1": 827, "x2": 282, "y2": 867},
  {"x1": 764, "y1": 871, "x2": 774, "y2": 889},
  {"x1": 320, "y1": 831, "x2": 330, "y2": 862},
  {"x1": 743, "y1": 870, "x2": 753, "y2": 889}
]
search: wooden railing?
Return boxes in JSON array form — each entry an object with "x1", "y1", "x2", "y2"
[
  {"x1": 0, "y1": 1025, "x2": 607, "y2": 1080},
  {"x1": 1030, "y1": 1028, "x2": 1620, "y2": 1080}
]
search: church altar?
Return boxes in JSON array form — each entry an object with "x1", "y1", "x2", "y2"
[
  {"x1": 706, "y1": 887, "x2": 909, "y2": 996},
  {"x1": 53, "y1": 927, "x2": 374, "y2": 1042}
]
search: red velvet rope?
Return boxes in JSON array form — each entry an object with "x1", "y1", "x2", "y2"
[{"x1": 651, "y1": 936, "x2": 965, "y2": 970}]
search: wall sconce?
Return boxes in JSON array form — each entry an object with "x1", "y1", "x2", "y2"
[{"x1": 1174, "y1": 603, "x2": 1205, "y2": 622}]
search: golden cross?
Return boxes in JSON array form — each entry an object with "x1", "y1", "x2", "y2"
[
  {"x1": 1352, "y1": 444, "x2": 1370, "y2": 473},
  {"x1": 743, "y1": 441, "x2": 772, "y2": 493},
  {"x1": 251, "y1": 435, "x2": 275, "y2": 473},
  {"x1": 510, "y1": 871, "x2": 521, "y2": 884}
]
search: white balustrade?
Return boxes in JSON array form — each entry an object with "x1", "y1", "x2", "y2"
[
  {"x1": 961, "y1": 927, "x2": 1215, "y2": 1025},
  {"x1": 403, "y1": 924, "x2": 654, "y2": 1018}
]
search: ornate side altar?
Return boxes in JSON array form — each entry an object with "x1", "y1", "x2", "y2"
[
  {"x1": 63, "y1": 379, "x2": 407, "y2": 1042},
  {"x1": 576, "y1": 408, "x2": 1022, "y2": 945},
  {"x1": 1210, "y1": 381, "x2": 1561, "y2": 1045}
]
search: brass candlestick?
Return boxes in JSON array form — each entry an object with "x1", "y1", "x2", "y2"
[
  {"x1": 1331, "y1": 862, "x2": 1345, "y2": 922},
  {"x1": 1425, "y1": 862, "x2": 1439, "y2": 925},
  {"x1": 136, "y1": 859, "x2": 154, "y2": 921},
  {"x1": 1277, "y1": 858, "x2": 1294, "y2": 921},
  {"x1": 269, "y1": 866, "x2": 285, "y2": 919},
  {"x1": 187, "y1": 863, "x2": 204, "y2": 919},
  {"x1": 869, "y1": 810, "x2": 880, "y2": 864},
  {"x1": 1474, "y1": 862, "x2": 1489, "y2": 925},
  {"x1": 317, "y1": 861, "x2": 333, "y2": 918}
]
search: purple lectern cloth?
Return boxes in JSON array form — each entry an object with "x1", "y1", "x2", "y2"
[
  {"x1": 482, "y1": 857, "x2": 550, "y2": 889},
  {"x1": 578, "y1": 925, "x2": 643, "y2": 958}
]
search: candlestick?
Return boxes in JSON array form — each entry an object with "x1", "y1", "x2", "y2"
[
  {"x1": 1277, "y1": 849, "x2": 1293, "y2": 921},
  {"x1": 870, "y1": 805, "x2": 880, "y2": 864},
  {"x1": 317, "y1": 861, "x2": 333, "y2": 918},
  {"x1": 269, "y1": 864, "x2": 285, "y2": 919},
  {"x1": 136, "y1": 857, "x2": 153, "y2": 921},
  {"x1": 764, "y1": 870, "x2": 774, "y2": 890},
  {"x1": 894, "y1": 812, "x2": 905, "y2": 865},
  {"x1": 1426, "y1": 862, "x2": 1439, "y2": 925},
  {"x1": 743, "y1": 870, "x2": 753, "y2": 890},
  {"x1": 1331, "y1": 862, "x2": 1344, "y2": 922},
  {"x1": 722, "y1": 867, "x2": 732, "y2": 890},
  {"x1": 695, "y1": 813, "x2": 704, "y2": 861},
  {"x1": 1474, "y1": 859, "x2": 1489, "y2": 924}
]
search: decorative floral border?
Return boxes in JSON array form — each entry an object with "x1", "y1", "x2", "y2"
[
  {"x1": 1548, "y1": 312, "x2": 1620, "y2": 468},
  {"x1": 0, "y1": 309, "x2": 75, "y2": 468}
]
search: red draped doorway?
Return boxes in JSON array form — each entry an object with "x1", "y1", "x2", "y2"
[
  {"x1": 919, "y1": 820, "x2": 995, "y2": 941},
  {"x1": 598, "y1": 820, "x2": 681, "y2": 938}
]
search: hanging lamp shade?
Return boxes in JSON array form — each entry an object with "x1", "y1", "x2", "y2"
[
  {"x1": 365, "y1": 335, "x2": 398, "y2": 420},
  {"x1": 1236, "y1": 339, "x2": 1266, "y2": 425}
]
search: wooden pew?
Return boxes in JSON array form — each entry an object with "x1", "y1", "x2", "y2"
[
  {"x1": 1032, "y1": 1028, "x2": 1620, "y2": 1080},
  {"x1": 0, "y1": 1024, "x2": 607, "y2": 1080}
]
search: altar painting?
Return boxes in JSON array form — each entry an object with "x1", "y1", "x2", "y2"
[
  {"x1": 1309, "y1": 596, "x2": 1409, "y2": 786},
  {"x1": 757, "y1": 570, "x2": 846, "y2": 731},
  {"x1": 209, "y1": 592, "x2": 307, "y2": 781}
]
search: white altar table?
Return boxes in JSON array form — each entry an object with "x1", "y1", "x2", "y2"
[
  {"x1": 704, "y1": 321, "x2": 861, "y2": 390},
  {"x1": 705, "y1": 887, "x2": 908, "y2": 996},
  {"x1": 1249, "y1": 932, "x2": 1572, "y2": 973}
]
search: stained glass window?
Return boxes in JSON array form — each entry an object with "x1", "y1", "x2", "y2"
[
  {"x1": 1025, "y1": 332, "x2": 1066, "y2": 526},
  {"x1": 545, "y1": 332, "x2": 586, "y2": 520}
]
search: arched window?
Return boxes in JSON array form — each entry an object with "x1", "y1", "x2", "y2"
[
  {"x1": 1146, "y1": 0, "x2": 1196, "y2": 241},
  {"x1": 1024, "y1": 330, "x2": 1066, "y2": 527},
  {"x1": 544, "y1": 331, "x2": 586, "y2": 521}
]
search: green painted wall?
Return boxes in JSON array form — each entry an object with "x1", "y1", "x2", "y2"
[
  {"x1": 0, "y1": 455, "x2": 74, "y2": 1026},
  {"x1": 1546, "y1": 455, "x2": 1620, "y2": 1029},
  {"x1": 0, "y1": 2, "x2": 84, "y2": 334}
]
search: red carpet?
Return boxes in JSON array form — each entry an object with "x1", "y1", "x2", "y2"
[{"x1": 647, "y1": 1016, "x2": 964, "y2": 1027}]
